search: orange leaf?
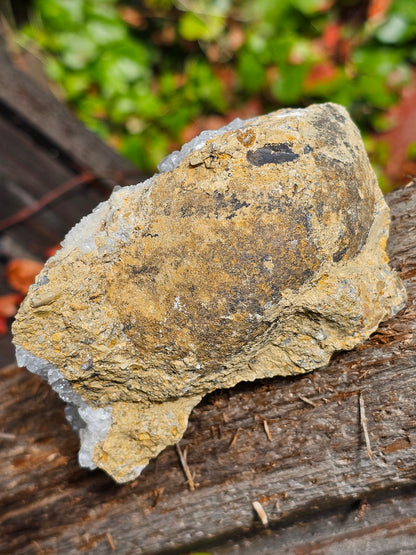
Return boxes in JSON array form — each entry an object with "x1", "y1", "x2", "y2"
[
  {"x1": 119, "y1": 6, "x2": 146, "y2": 29},
  {"x1": 0, "y1": 293, "x2": 22, "y2": 318},
  {"x1": 380, "y1": 69, "x2": 416, "y2": 185},
  {"x1": 323, "y1": 22, "x2": 341, "y2": 53},
  {"x1": 6, "y1": 258, "x2": 44, "y2": 295},
  {"x1": 368, "y1": 0, "x2": 392, "y2": 21},
  {"x1": 45, "y1": 244, "x2": 61, "y2": 258},
  {"x1": 304, "y1": 63, "x2": 338, "y2": 89}
]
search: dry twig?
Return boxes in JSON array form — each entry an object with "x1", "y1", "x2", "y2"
[
  {"x1": 359, "y1": 392, "x2": 374, "y2": 462},
  {"x1": 0, "y1": 171, "x2": 94, "y2": 232},
  {"x1": 252, "y1": 501, "x2": 268, "y2": 526},
  {"x1": 263, "y1": 420, "x2": 273, "y2": 442},
  {"x1": 228, "y1": 428, "x2": 240, "y2": 449},
  {"x1": 0, "y1": 432, "x2": 15, "y2": 440},
  {"x1": 176, "y1": 444, "x2": 195, "y2": 491},
  {"x1": 299, "y1": 395, "x2": 317, "y2": 407},
  {"x1": 106, "y1": 532, "x2": 116, "y2": 551}
]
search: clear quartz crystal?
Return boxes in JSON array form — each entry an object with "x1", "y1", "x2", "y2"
[{"x1": 15, "y1": 346, "x2": 112, "y2": 470}]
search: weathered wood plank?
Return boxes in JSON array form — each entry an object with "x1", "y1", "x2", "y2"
[
  {"x1": 0, "y1": 112, "x2": 82, "y2": 249},
  {"x1": 214, "y1": 484, "x2": 416, "y2": 553},
  {"x1": 0, "y1": 27, "x2": 150, "y2": 373},
  {"x1": 0, "y1": 25, "x2": 147, "y2": 258},
  {"x1": 0, "y1": 32, "x2": 145, "y2": 185},
  {"x1": 0, "y1": 183, "x2": 415, "y2": 554}
]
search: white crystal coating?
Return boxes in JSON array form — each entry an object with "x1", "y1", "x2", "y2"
[
  {"x1": 15, "y1": 346, "x2": 112, "y2": 471},
  {"x1": 56, "y1": 117, "x2": 251, "y2": 258},
  {"x1": 60, "y1": 177, "x2": 155, "y2": 255},
  {"x1": 77, "y1": 405, "x2": 112, "y2": 469},
  {"x1": 157, "y1": 117, "x2": 246, "y2": 173}
]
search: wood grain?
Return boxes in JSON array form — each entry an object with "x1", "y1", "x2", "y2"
[
  {"x1": 0, "y1": 29, "x2": 148, "y2": 370},
  {"x1": 0, "y1": 183, "x2": 415, "y2": 554},
  {"x1": 0, "y1": 33, "x2": 143, "y2": 185},
  {"x1": 0, "y1": 29, "x2": 147, "y2": 257}
]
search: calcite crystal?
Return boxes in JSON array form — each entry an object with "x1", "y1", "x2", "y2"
[{"x1": 13, "y1": 103, "x2": 406, "y2": 482}]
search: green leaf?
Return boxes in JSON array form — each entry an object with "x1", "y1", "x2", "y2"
[
  {"x1": 45, "y1": 57, "x2": 65, "y2": 81},
  {"x1": 407, "y1": 142, "x2": 416, "y2": 160},
  {"x1": 62, "y1": 72, "x2": 91, "y2": 99},
  {"x1": 376, "y1": 14, "x2": 412, "y2": 44},
  {"x1": 237, "y1": 50, "x2": 266, "y2": 94},
  {"x1": 159, "y1": 72, "x2": 177, "y2": 96},
  {"x1": 121, "y1": 129, "x2": 169, "y2": 172},
  {"x1": 241, "y1": 0, "x2": 291, "y2": 24},
  {"x1": 352, "y1": 47, "x2": 406, "y2": 77},
  {"x1": 78, "y1": 112, "x2": 110, "y2": 140},
  {"x1": 271, "y1": 64, "x2": 309, "y2": 104},
  {"x1": 85, "y1": 1, "x2": 120, "y2": 21},
  {"x1": 185, "y1": 59, "x2": 227, "y2": 112},
  {"x1": 175, "y1": 0, "x2": 231, "y2": 16},
  {"x1": 178, "y1": 12, "x2": 224, "y2": 41},
  {"x1": 354, "y1": 74, "x2": 396, "y2": 109},
  {"x1": 291, "y1": 0, "x2": 330, "y2": 16},
  {"x1": 86, "y1": 18, "x2": 127, "y2": 45},
  {"x1": 371, "y1": 112, "x2": 395, "y2": 133},
  {"x1": 35, "y1": 0, "x2": 84, "y2": 30},
  {"x1": 58, "y1": 33, "x2": 98, "y2": 70},
  {"x1": 110, "y1": 96, "x2": 137, "y2": 123},
  {"x1": 159, "y1": 104, "x2": 198, "y2": 134},
  {"x1": 134, "y1": 90, "x2": 165, "y2": 119},
  {"x1": 386, "y1": 0, "x2": 416, "y2": 24},
  {"x1": 94, "y1": 42, "x2": 152, "y2": 98},
  {"x1": 116, "y1": 58, "x2": 148, "y2": 81}
]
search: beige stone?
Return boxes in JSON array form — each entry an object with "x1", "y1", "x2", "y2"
[{"x1": 13, "y1": 103, "x2": 406, "y2": 482}]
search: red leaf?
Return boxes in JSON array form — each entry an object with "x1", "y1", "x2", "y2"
[
  {"x1": 304, "y1": 63, "x2": 338, "y2": 89},
  {"x1": 0, "y1": 293, "x2": 22, "y2": 318},
  {"x1": 0, "y1": 317, "x2": 7, "y2": 335},
  {"x1": 6, "y1": 258, "x2": 44, "y2": 295},
  {"x1": 368, "y1": 0, "x2": 392, "y2": 22},
  {"x1": 380, "y1": 70, "x2": 416, "y2": 185},
  {"x1": 323, "y1": 22, "x2": 341, "y2": 53}
]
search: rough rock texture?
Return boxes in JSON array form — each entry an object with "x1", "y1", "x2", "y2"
[{"x1": 12, "y1": 103, "x2": 406, "y2": 483}]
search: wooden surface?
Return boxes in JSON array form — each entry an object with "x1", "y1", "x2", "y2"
[
  {"x1": 0, "y1": 29, "x2": 147, "y2": 368},
  {"x1": 0, "y1": 30, "x2": 146, "y2": 256},
  {"x1": 0, "y1": 32, "x2": 141, "y2": 186},
  {"x1": 1, "y1": 183, "x2": 415, "y2": 554}
]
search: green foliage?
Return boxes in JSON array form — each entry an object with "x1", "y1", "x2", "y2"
[{"x1": 18, "y1": 0, "x2": 416, "y2": 187}]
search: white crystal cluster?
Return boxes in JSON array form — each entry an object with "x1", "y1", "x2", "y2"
[
  {"x1": 15, "y1": 346, "x2": 112, "y2": 470},
  {"x1": 60, "y1": 119, "x2": 248, "y2": 259},
  {"x1": 157, "y1": 118, "x2": 246, "y2": 173}
]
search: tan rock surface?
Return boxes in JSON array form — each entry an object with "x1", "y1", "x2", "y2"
[{"x1": 13, "y1": 103, "x2": 406, "y2": 482}]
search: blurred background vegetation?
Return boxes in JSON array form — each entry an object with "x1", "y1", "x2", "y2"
[{"x1": 4, "y1": 0, "x2": 416, "y2": 190}]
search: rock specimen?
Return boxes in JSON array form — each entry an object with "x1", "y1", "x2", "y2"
[{"x1": 13, "y1": 103, "x2": 406, "y2": 483}]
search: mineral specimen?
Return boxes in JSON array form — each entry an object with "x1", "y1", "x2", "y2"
[{"x1": 13, "y1": 103, "x2": 406, "y2": 483}]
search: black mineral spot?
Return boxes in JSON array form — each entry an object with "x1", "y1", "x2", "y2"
[
  {"x1": 332, "y1": 244, "x2": 349, "y2": 263},
  {"x1": 247, "y1": 143, "x2": 299, "y2": 166},
  {"x1": 129, "y1": 264, "x2": 158, "y2": 276},
  {"x1": 304, "y1": 145, "x2": 313, "y2": 154},
  {"x1": 180, "y1": 204, "x2": 195, "y2": 218},
  {"x1": 229, "y1": 193, "x2": 250, "y2": 212}
]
